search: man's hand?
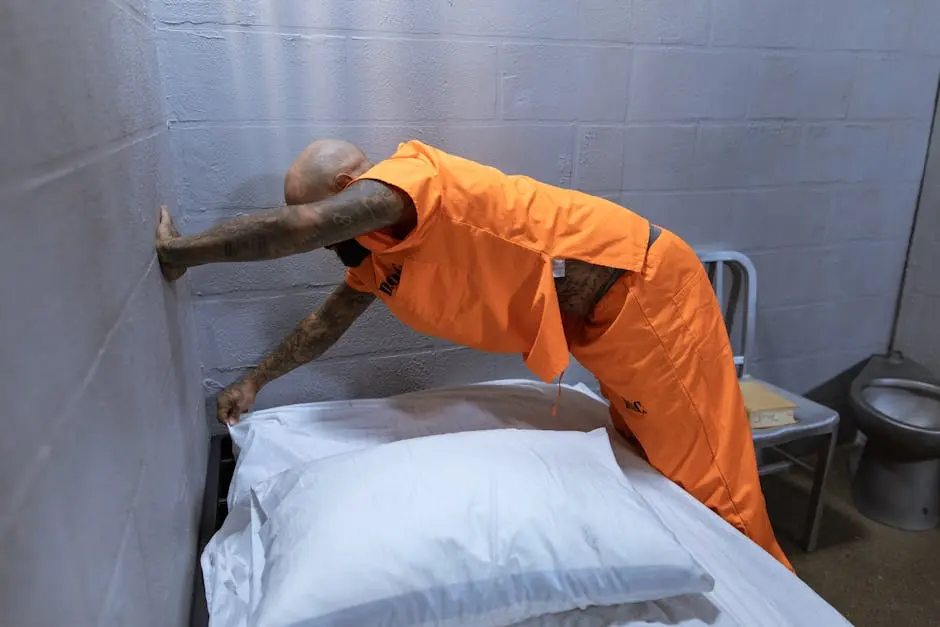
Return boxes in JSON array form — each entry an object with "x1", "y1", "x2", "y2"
[
  {"x1": 156, "y1": 206, "x2": 187, "y2": 281},
  {"x1": 216, "y1": 378, "x2": 259, "y2": 425}
]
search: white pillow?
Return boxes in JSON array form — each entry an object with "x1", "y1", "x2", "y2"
[{"x1": 247, "y1": 428, "x2": 713, "y2": 627}]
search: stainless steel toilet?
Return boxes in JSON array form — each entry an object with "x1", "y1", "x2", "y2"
[{"x1": 849, "y1": 352, "x2": 940, "y2": 530}]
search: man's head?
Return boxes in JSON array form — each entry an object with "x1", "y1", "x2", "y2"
[
  {"x1": 284, "y1": 139, "x2": 372, "y2": 205},
  {"x1": 284, "y1": 139, "x2": 374, "y2": 267}
]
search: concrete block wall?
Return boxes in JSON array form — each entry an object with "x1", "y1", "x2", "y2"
[
  {"x1": 0, "y1": 1, "x2": 205, "y2": 626},
  {"x1": 895, "y1": 87, "x2": 940, "y2": 374},
  {"x1": 152, "y1": 0, "x2": 940, "y2": 411}
]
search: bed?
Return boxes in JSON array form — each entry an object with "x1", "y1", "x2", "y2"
[{"x1": 192, "y1": 378, "x2": 852, "y2": 627}]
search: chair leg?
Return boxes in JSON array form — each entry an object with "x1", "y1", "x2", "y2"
[{"x1": 803, "y1": 429, "x2": 838, "y2": 552}]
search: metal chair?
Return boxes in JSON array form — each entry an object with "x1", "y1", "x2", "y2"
[{"x1": 697, "y1": 250, "x2": 839, "y2": 552}]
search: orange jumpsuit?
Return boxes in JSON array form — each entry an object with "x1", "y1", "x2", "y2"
[{"x1": 345, "y1": 141, "x2": 792, "y2": 571}]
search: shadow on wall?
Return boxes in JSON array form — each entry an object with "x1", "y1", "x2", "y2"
[
  {"x1": 161, "y1": 279, "x2": 197, "y2": 420},
  {"x1": 197, "y1": 153, "x2": 442, "y2": 413},
  {"x1": 214, "y1": 172, "x2": 297, "y2": 385},
  {"x1": 789, "y1": 357, "x2": 871, "y2": 456}
]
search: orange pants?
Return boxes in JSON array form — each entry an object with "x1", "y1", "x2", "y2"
[{"x1": 566, "y1": 229, "x2": 792, "y2": 572}]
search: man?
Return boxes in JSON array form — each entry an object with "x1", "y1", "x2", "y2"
[{"x1": 156, "y1": 139, "x2": 792, "y2": 571}]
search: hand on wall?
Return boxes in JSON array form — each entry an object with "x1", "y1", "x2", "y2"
[{"x1": 156, "y1": 206, "x2": 187, "y2": 281}]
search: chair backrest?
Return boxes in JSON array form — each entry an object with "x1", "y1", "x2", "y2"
[{"x1": 695, "y1": 250, "x2": 757, "y2": 378}]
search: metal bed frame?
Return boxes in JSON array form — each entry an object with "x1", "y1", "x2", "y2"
[
  {"x1": 699, "y1": 250, "x2": 840, "y2": 553},
  {"x1": 190, "y1": 434, "x2": 234, "y2": 627}
]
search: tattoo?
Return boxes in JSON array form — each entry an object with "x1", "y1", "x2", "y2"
[
  {"x1": 555, "y1": 260, "x2": 622, "y2": 318},
  {"x1": 332, "y1": 213, "x2": 354, "y2": 227},
  {"x1": 157, "y1": 179, "x2": 409, "y2": 268},
  {"x1": 291, "y1": 179, "x2": 406, "y2": 250},
  {"x1": 223, "y1": 231, "x2": 270, "y2": 259},
  {"x1": 249, "y1": 283, "x2": 375, "y2": 388}
]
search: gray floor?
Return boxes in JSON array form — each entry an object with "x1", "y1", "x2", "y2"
[{"x1": 762, "y1": 450, "x2": 940, "y2": 627}]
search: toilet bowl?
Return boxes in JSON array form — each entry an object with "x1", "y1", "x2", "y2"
[{"x1": 849, "y1": 351, "x2": 940, "y2": 531}]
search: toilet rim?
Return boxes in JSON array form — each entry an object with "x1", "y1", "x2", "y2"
[{"x1": 850, "y1": 377, "x2": 940, "y2": 435}]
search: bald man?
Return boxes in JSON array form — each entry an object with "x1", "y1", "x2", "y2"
[{"x1": 156, "y1": 139, "x2": 792, "y2": 570}]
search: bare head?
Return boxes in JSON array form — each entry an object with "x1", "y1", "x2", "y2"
[{"x1": 284, "y1": 139, "x2": 372, "y2": 205}]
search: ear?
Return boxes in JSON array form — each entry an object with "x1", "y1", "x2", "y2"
[{"x1": 334, "y1": 172, "x2": 354, "y2": 190}]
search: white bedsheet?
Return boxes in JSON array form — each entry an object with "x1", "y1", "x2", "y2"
[{"x1": 202, "y1": 380, "x2": 852, "y2": 627}]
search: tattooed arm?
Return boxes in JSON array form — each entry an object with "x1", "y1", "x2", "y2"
[
  {"x1": 215, "y1": 283, "x2": 376, "y2": 425},
  {"x1": 156, "y1": 179, "x2": 408, "y2": 280}
]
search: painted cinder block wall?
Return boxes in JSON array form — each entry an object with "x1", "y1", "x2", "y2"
[
  {"x1": 0, "y1": 1, "x2": 206, "y2": 626},
  {"x1": 895, "y1": 87, "x2": 940, "y2": 375},
  {"x1": 153, "y1": 0, "x2": 940, "y2": 412}
]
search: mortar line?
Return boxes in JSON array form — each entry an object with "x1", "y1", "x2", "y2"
[
  {"x1": 0, "y1": 125, "x2": 164, "y2": 200},
  {"x1": 156, "y1": 23, "x2": 916, "y2": 58},
  {"x1": 165, "y1": 117, "x2": 918, "y2": 131}
]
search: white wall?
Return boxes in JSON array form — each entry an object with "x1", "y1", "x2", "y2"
[
  {"x1": 0, "y1": 1, "x2": 206, "y2": 625},
  {"x1": 151, "y1": 0, "x2": 940, "y2": 411},
  {"x1": 895, "y1": 90, "x2": 940, "y2": 375}
]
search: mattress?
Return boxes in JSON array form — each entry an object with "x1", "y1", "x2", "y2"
[{"x1": 201, "y1": 379, "x2": 851, "y2": 627}]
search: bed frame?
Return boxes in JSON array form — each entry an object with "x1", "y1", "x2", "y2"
[
  {"x1": 188, "y1": 249, "x2": 839, "y2": 626},
  {"x1": 190, "y1": 433, "x2": 235, "y2": 627}
]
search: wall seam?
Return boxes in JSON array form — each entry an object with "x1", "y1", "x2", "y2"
[{"x1": 889, "y1": 72, "x2": 940, "y2": 351}]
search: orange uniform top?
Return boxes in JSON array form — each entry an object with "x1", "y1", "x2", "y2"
[{"x1": 346, "y1": 140, "x2": 652, "y2": 384}]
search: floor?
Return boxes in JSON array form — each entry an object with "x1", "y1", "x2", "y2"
[{"x1": 762, "y1": 449, "x2": 940, "y2": 626}]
